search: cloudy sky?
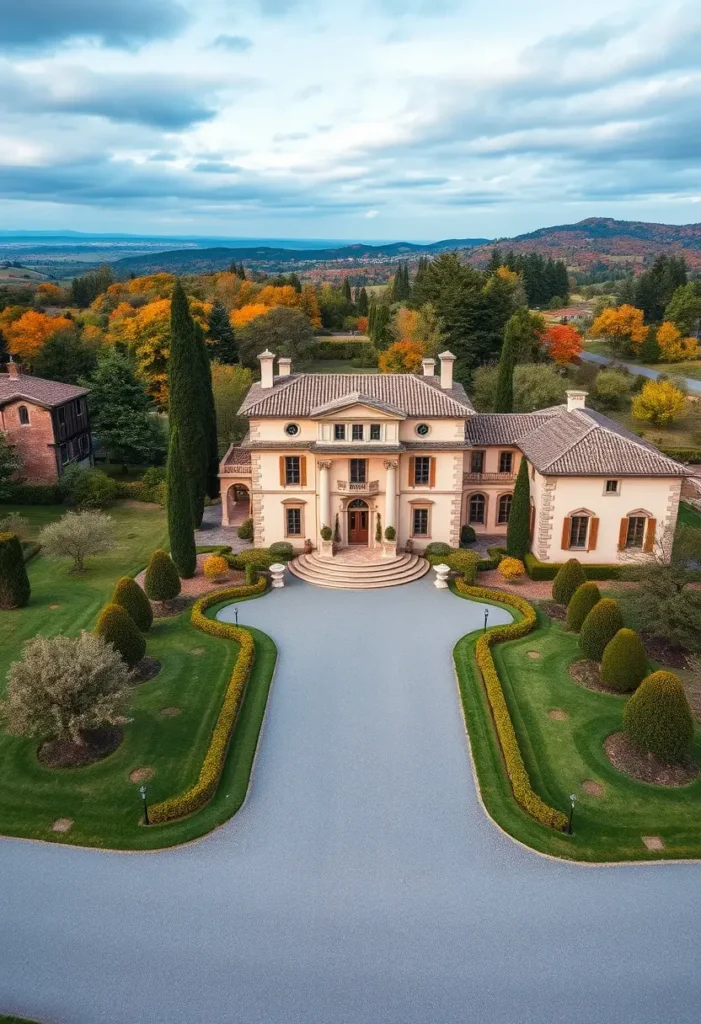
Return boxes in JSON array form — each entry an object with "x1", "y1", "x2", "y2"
[{"x1": 2, "y1": 0, "x2": 701, "y2": 241}]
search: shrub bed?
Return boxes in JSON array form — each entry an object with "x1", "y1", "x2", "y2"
[
  {"x1": 148, "y1": 577, "x2": 268, "y2": 824},
  {"x1": 660, "y1": 447, "x2": 701, "y2": 464},
  {"x1": 230, "y1": 548, "x2": 275, "y2": 570},
  {"x1": 525, "y1": 552, "x2": 621, "y2": 581},
  {"x1": 454, "y1": 580, "x2": 568, "y2": 831}
]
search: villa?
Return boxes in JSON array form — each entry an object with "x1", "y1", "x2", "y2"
[{"x1": 219, "y1": 350, "x2": 687, "y2": 580}]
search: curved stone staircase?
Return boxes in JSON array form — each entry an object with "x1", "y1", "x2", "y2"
[{"x1": 288, "y1": 552, "x2": 430, "y2": 590}]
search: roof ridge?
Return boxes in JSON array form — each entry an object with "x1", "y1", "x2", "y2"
[{"x1": 537, "y1": 411, "x2": 595, "y2": 471}]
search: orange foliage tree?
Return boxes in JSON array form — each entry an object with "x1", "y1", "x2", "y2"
[
  {"x1": 299, "y1": 284, "x2": 322, "y2": 329},
  {"x1": 378, "y1": 340, "x2": 425, "y2": 373},
  {"x1": 543, "y1": 323, "x2": 583, "y2": 365},
  {"x1": 656, "y1": 321, "x2": 699, "y2": 363},
  {"x1": 35, "y1": 283, "x2": 68, "y2": 306},
  {"x1": 591, "y1": 304, "x2": 647, "y2": 355},
  {"x1": 230, "y1": 304, "x2": 269, "y2": 329},
  {"x1": 391, "y1": 307, "x2": 420, "y2": 344},
  {"x1": 5, "y1": 311, "x2": 75, "y2": 362}
]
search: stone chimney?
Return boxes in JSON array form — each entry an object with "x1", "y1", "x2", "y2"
[
  {"x1": 566, "y1": 389, "x2": 587, "y2": 412},
  {"x1": 438, "y1": 350, "x2": 455, "y2": 390},
  {"x1": 7, "y1": 358, "x2": 20, "y2": 380},
  {"x1": 278, "y1": 357, "x2": 292, "y2": 377},
  {"x1": 421, "y1": 358, "x2": 436, "y2": 377},
  {"x1": 258, "y1": 349, "x2": 275, "y2": 389}
]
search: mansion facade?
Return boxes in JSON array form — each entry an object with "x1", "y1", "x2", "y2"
[{"x1": 219, "y1": 350, "x2": 687, "y2": 565}]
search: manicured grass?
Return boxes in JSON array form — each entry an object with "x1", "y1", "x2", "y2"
[
  {"x1": 679, "y1": 501, "x2": 701, "y2": 531},
  {"x1": 0, "y1": 506, "x2": 277, "y2": 850},
  {"x1": 454, "y1": 592, "x2": 701, "y2": 861},
  {"x1": 584, "y1": 337, "x2": 701, "y2": 380},
  {"x1": 300, "y1": 359, "x2": 378, "y2": 374},
  {"x1": 0, "y1": 1017, "x2": 42, "y2": 1023}
]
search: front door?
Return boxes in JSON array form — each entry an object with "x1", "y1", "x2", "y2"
[{"x1": 348, "y1": 509, "x2": 369, "y2": 544}]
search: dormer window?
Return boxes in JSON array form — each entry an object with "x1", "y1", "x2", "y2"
[
  {"x1": 334, "y1": 424, "x2": 346, "y2": 441},
  {"x1": 370, "y1": 424, "x2": 381, "y2": 441},
  {"x1": 352, "y1": 424, "x2": 364, "y2": 441}
]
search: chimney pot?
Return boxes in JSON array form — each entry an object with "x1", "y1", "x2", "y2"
[
  {"x1": 7, "y1": 358, "x2": 20, "y2": 380},
  {"x1": 566, "y1": 389, "x2": 587, "y2": 412},
  {"x1": 421, "y1": 358, "x2": 436, "y2": 377},
  {"x1": 438, "y1": 350, "x2": 455, "y2": 390},
  {"x1": 278, "y1": 357, "x2": 292, "y2": 377},
  {"x1": 258, "y1": 349, "x2": 275, "y2": 389}
]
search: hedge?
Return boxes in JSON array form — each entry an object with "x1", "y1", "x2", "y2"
[
  {"x1": 524, "y1": 552, "x2": 621, "y2": 581},
  {"x1": 230, "y1": 548, "x2": 276, "y2": 570},
  {"x1": 310, "y1": 340, "x2": 377, "y2": 361},
  {"x1": 454, "y1": 580, "x2": 568, "y2": 832},
  {"x1": 148, "y1": 577, "x2": 268, "y2": 824},
  {"x1": 660, "y1": 446, "x2": 701, "y2": 464},
  {"x1": 0, "y1": 483, "x2": 64, "y2": 505}
]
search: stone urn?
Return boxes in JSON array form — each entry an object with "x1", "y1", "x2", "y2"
[
  {"x1": 269, "y1": 563, "x2": 286, "y2": 588},
  {"x1": 381, "y1": 540, "x2": 397, "y2": 558},
  {"x1": 434, "y1": 563, "x2": 450, "y2": 589}
]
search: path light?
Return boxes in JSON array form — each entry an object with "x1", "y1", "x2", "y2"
[
  {"x1": 484, "y1": 607, "x2": 489, "y2": 633},
  {"x1": 233, "y1": 606, "x2": 239, "y2": 626},
  {"x1": 567, "y1": 793, "x2": 576, "y2": 835},
  {"x1": 140, "y1": 784, "x2": 150, "y2": 826}
]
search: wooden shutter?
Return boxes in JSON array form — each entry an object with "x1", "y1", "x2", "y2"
[
  {"x1": 279, "y1": 456, "x2": 286, "y2": 487},
  {"x1": 300, "y1": 456, "x2": 307, "y2": 487},
  {"x1": 561, "y1": 517, "x2": 571, "y2": 550},
  {"x1": 409, "y1": 456, "x2": 416, "y2": 487},
  {"x1": 529, "y1": 504, "x2": 536, "y2": 540},
  {"x1": 618, "y1": 518, "x2": 628, "y2": 550},
  {"x1": 643, "y1": 517, "x2": 656, "y2": 553},
  {"x1": 587, "y1": 517, "x2": 599, "y2": 551},
  {"x1": 429, "y1": 457, "x2": 436, "y2": 488}
]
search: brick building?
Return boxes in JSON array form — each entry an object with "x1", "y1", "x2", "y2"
[{"x1": 0, "y1": 361, "x2": 93, "y2": 484}]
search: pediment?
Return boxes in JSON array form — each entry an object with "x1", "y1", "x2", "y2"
[{"x1": 310, "y1": 393, "x2": 406, "y2": 420}]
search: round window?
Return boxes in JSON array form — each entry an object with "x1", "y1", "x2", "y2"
[
  {"x1": 416, "y1": 423, "x2": 430, "y2": 437},
  {"x1": 284, "y1": 423, "x2": 300, "y2": 437}
]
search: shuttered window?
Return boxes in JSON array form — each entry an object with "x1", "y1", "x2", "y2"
[
  {"x1": 569, "y1": 516, "x2": 589, "y2": 549},
  {"x1": 626, "y1": 516, "x2": 646, "y2": 549},
  {"x1": 285, "y1": 457, "x2": 300, "y2": 485},
  {"x1": 414, "y1": 457, "x2": 431, "y2": 485}
]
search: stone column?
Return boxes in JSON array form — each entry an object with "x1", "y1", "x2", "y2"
[
  {"x1": 318, "y1": 460, "x2": 332, "y2": 530},
  {"x1": 384, "y1": 460, "x2": 398, "y2": 532}
]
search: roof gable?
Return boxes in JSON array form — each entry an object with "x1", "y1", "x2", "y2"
[
  {"x1": 310, "y1": 394, "x2": 406, "y2": 419},
  {"x1": 0, "y1": 372, "x2": 89, "y2": 409}
]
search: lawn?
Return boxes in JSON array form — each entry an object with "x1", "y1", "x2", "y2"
[
  {"x1": 300, "y1": 359, "x2": 378, "y2": 374},
  {"x1": 454, "y1": 594, "x2": 701, "y2": 862},
  {"x1": 0, "y1": 504, "x2": 276, "y2": 850}
]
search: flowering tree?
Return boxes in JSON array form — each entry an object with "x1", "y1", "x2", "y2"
[
  {"x1": 543, "y1": 323, "x2": 582, "y2": 365},
  {"x1": 590, "y1": 304, "x2": 647, "y2": 355},
  {"x1": 632, "y1": 379, "x2": 687, "y2": 425},
  {"x1": 378, "y1": 340, "x2": 425, "y2": 373}
]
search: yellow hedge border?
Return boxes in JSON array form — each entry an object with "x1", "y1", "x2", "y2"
[
  {"x1": 149, "y1": 577, "x2": 268, "y2": 824},
  {"x1": 455, "y1": 580, "x2": 568, "y2": 832}
]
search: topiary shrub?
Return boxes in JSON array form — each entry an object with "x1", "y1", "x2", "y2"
[
  {"x1": 460, "y1": 524, "x2": 476, "y2": 547},
  {"x1": 446, "y1": 549, "x2": 479, "y2": 583},
  {"x1": 111, "y1": 576, "x2": 153, "y2": 633},
  {"x1": 320, "y1": 526, "x2": 333, "y2": 541},
  {"x1": 425, "y1": 541, "x2": 453, "y2": 558},
  {"x1": 385, "y1": 525, "x2": 396, "y2": 541},
  {"x1": 600, "y1": 628, "x2": 648, "y2": 693},
  {"x1": 579, "y1": 598, "x2": 624, "y2": 661},
  {"x1": 95, "y1": 602, "x2": 146, "y2": 668},
  {"x1": 498, "y1": 557, "x2": 525, "y2": 582},
  {"x1": 245, "y1": 564, "x2": 258, "y2": 586},
  {"x1": 623, "y1": 671, "x2": 694, "y2": 761},
  {"x1": 143, "y1": 549, "x2": 181, "y2": 603},
  {"x1": 552, "y1": 558, "x2": 586, "y2": 606},
  {"x1": 237, "y1": 517, "x2": 253, "y2": 540},
  {"x1": 231, "y1": 548, "x2": 274, "y2": 570},
  {"x1": 375, "y1": 513, "x2": 382, "y2": 543},
  {"x1": 269, "y1": 541, "x2": 294, "y2": 561},
  {"x1": 0, "y1": 532, "x2": 31, "y2": 609},
  {"x1": 566, "y1": 582, "x2": 601, "y2": 633},
  {"x1": 203, "y1": 554, "x2": 229, "y2": 581}
]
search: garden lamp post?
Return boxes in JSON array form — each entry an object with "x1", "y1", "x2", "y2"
[
  {"x1": 233, "y1": 606, "x2": 239, "y2": 626},
  {"x1": 483, "y1": 607, "x2": 489, "y2": 633},
  {"x1": 567, "y1": 793, "x2": 576, "y2": 835},
  {"x1": 140, "y1": 784, "x2": 150, "y2": 826}
]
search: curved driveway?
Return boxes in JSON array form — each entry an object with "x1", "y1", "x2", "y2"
[{"x1": 2, "y1": 577, "x2": 701, "y2": 1024}]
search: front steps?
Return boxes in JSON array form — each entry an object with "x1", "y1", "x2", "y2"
[{"x1": 288, "y1": 552, "x2": 430, "y2": 590}]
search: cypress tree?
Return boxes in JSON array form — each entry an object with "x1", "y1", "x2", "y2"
[
  {"x1": 95, "y1": 603, "x2": 146, "y2": 668},
  {"x1": 208, "y1": 301, "x2": 237, "y2": 364},
  {"x1": 168, "y1": 279, "x2": 207, "y2": 525},
  {"x1": 112, "y1": 576, "x2": 153, "y2": 632},
  {"x1": 506, "y1": 458, "x2": 530, "y2": 560},
  {"x1": 357, "y1": 287, "x2": 369, "y2": 316},
  {"x1": 495, "y1": 323, "x2": 516, "y2": 413},
  {"x1": 343, "y1": 277, "x2": 353, "y2": 306},
  {"x1": 194, "y1": 322, "x2": 220, "y2": 499},
  {"x1": 166, "y1": 424, "x2": 197, "y2": 579},
  {"x1": 639, "y1": 326, "x2": 661, "y2": 364},
  {"x1": 0, "y1": 532, "x2": 30, "y2": 609}
]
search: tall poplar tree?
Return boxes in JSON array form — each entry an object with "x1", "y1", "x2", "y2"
[
  {"x1": 357, "y1": 287, "x2": 369, "y2": 316},
  {"x1": 506, "y1": 458, "x2": 531, "y2": 560},
  {"x1": 495, "y1": 325, "x2": 516, "y2": 413},
  {"x1": 168, "y1": 280, "x2": 207, "y2": 526},
  {"x1": 166, "y1": 424, "x2": 196, "y2": 578},
  {"x1": 194, "y1": 321, "x2": 220, "y2": 499}
]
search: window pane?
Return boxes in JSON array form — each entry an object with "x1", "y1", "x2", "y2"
[
  {"x1": 286, "y1": 508, "x2": 301, "y2": 535},
  {"x1": 413, "y1": 508, "x2": 428, "y2": 535},
  {"x1": 626, "y1": 516, "x2": 645, "y2": 548},
  {"x1": 370, "y1": 424, "x2": 381, "y2": 441},
  {"x1": 469, "y1": 494, "x2": 485, "y2": 523},
  {"x1": 499, "y1": 452, "x2": 513, "y2": 474},
  {"x1": 285, "y1": 457, "x2": 300, "y2": 485},
  {"x1": 334, "y1": 424, "x2": 345, "y2": 441},
  {"x1": 498, "y1": 494, "x2": 512, "y2": 524},
  {"x1": 350, "y1": 459, "x2": 366, "y2": 483},
  {"x1": 415, "y1": 457, "x2": 430, "y2": 485},
  {"x1": 570, "y1": 515, "x2": 588, "y2": 548},
  {"x1": 471, "y1": 451, "x2": 484, "y2": 474},
  {"x1": 352, "y1": 424, "x2": 363, "y2": 441},
  {"x1": 605, "y1": 480, "x2": 618, "y2": 493},
  {"x1": 18, "y1": 406, "x2": 29, "y2": 425}
]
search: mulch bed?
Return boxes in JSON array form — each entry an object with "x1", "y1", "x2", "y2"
[
  {"x1": 38, "y1": 726, "x2": 123, "y2": 769},
  {"x1": 131, "y1": 656, "x2": 161, "y2": 685},
  {"x1": 151, "y1": 595, "x2": 195, "y2": 618},
  {"x1": 604, "y1": 732, "x2": 699, "y2": 787},
  {"x1": 568, "y1": 658, "x2": 627, "y2": 696},
  {"x1": 541, "y1": 600, "x2": 567, "y2": 621},
  {"x1": 640, "y1": 633, "x2": 690, "y2": 670}
]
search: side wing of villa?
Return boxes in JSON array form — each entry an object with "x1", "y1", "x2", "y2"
[{"x1": 219, "y1": 350, "x2": 687, "y2": 566}]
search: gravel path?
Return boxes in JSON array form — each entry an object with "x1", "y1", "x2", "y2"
[{"x1": 2, "y1": 575, "x2": 701, "y2": 1024}]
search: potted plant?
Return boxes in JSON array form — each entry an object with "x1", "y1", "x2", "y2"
[
  {"x1": 303, "y1": 538, "x2": 313, "y2": 554},
  {"x1": 319, "y1": 525, "x2": 334, "y2": 559},
  {"x1": 382, "y1": 524, "x2": 397, "y2": 558}
]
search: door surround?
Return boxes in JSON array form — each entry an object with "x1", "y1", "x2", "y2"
[{"x1": 347, "y1": 498, "x2": 370, "y2": 545}]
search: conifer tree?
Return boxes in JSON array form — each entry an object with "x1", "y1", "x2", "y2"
[
  {"x1": 166, "y1": 424, "x2": 196, "y2": 579},
  {"x1": 639, "y1": 326, "x2": 661, "y2": 364},
  {"x1": 194, "y1": 321, "x2": 220, "y2": 499},
  {"x1": 0, "y1": 532, "x2": 30, "y2": 609},
  {"x1": 168, "y1": 280, "x2": 207, "y2": 525},
  {"x1": 343, "y1": 277, "x2": 353, "y2": 307},
  {"x1": 208, "y1": 301, "x2": 237, "y2": 364},
  {"x1": 506, "y1": 458, "x2": 530, "y2": 559},
  {"x1": 495, "y1": 324, "x2": 516, "y2": 413},
  {"x1": 357, "y1": 287, "x2": 369, "y2": 316}
]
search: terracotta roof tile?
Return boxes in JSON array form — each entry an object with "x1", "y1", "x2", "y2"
[
  {"x1": 0, "y1": 372, "x2": 88, "y2": 408},
  {"x1": 465, "y1": 412, "x2": 559, "y2": 446}
]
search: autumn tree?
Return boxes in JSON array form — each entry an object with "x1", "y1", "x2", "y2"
[
  {"x1": 655, "y1": 321, "x2": 699, "y2": 363},
  {"x1": 237, "y1": 307, "x2": 315, "y2": 369},
  {"x1": 5, "y1": 311, "x2": 74, "y2": 363},
  {"x1": 543, "y1": 323, "x2": 583, "y2": 365},
  {"x1": 590, "y1": 304, "x2": 647, "y2": 356},
  {"x1": 378, "y1": 340, "x2": 424, "y2": 373},
  {"x1": 231, "y1": 303, "x2": 269, "y2": 329},
  {"x1": 390, "y1": 307, "x2": 420, "y2": 345},
  {"x1": 632, "y1": 379, "x2": 687, "y2": 425}
]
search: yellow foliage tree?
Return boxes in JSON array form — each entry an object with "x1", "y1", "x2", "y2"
[
  {"x1": 391, "y1": 307, "x2": 420, "y2": 344},
  {"x1": 656, "y1": 321, "x2": 699, "y2": 363},
  {"x1": 35, "y1": 283, "x2": 68, "y2": 305},
  {"x1": 212, "y1": 272, "x2": 243, "y2": 311},
  {"x1": 632, "y1": 379, "x2": 687, "y2": 425},
  {"x1": 5, "y1": 311, "x2": 75, "y2": 361},
  {"x1": 378, "y1": 340, "x2": 425, "y2": 373},
  {"x1": 591, "y1": 304, "x2": 647, "y2": 354},
  {"x1": 230, "y1": 304, "x2": 269, "y2": 329},
  {"x1": 126, "y1": 273, "x2": 175, "y2": 298},
  {"x1": 257, "y1": 284, "x2": 300, "y2": 308},
  {"x1": 299, "y1": 284, "x2": 322, "y2": 329},
  {"x1": 81, "y1": 324, "x2": 106, "y2": 347}
]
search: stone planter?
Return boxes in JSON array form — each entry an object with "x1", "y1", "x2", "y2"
[
  {"x1": 434, "y1": 563, "x2": 450, "y2": 589},
  {"x1": 381, "y1": 540, "x2": 397, "y2": 558},
  {"x1": 269, "y1": 563, "x2": 286, "y2": 588},
  {"x1": 319, "y1": 539, "x2": 334, "y2": 559}
]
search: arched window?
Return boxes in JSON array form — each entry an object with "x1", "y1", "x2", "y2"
[
  {"x1": 469, "y1": 493, "x2": 485, "y2": 524},
  {"x1": 18, "y1": 405, "x2": 29, "y2": 425},
  {"x1": 497, "y1": 493, "x2": 512, "y2": 525}
]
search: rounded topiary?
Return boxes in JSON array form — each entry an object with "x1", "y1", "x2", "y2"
[
  {"x1": 566, "y1": 582, "x2": 601, "y2": 633},
  {"x1": 552, "y1": 558, "x2": 586, "y2": 607},
  {"x1": 446, "y1": 548, "x2": 480, "y2": 583},
  {"x1": 269, "y1": 541, "x2": 294, "y2": 561},
  {"x1": 623, "y1": 671, "x2": 694, "y2": 761},
  {"x1": 203, "y1": 554, "x2": 229, "y2": 581},
  {"x1": 0, "y1": 532, "x2": 31, "y2": 610},
  {"x1": 384, "y1": 525, "x2": 396, "y2": 542},
  {"x1": 112, "y1": 576, "x2": 153, "y2": 633},
  {"x1": 600, "y1": 628, "x2": 648, "y2": 693},
  {"x1": 579, "y1": 598, "x2": 624, "y2": 662},
  {"x1": 143, "y1": 549, "x2": 181, "y2": 603},
  {"x1": 425, "y1": 542, "x2": 453, "y2": 558},
  {"x1": 237, "y1": 517, "x2": 253, "y2": 540},
  {"x1": 95, "y1": 602, "x2": 146, "y2": 668},
  {"x1": 460, "y1": 524, "x2": 476, "y2": 547},
  {"x1": 498, "y1": 557, "x2": 525, "y2": 582},
  {"x1": 320, "y1": 526, "x2": 333, "y2": 541}
]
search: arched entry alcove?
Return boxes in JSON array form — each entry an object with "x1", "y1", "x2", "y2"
[{"x1": 347, "y1": 498, "x2": 369, "y2": 545}]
